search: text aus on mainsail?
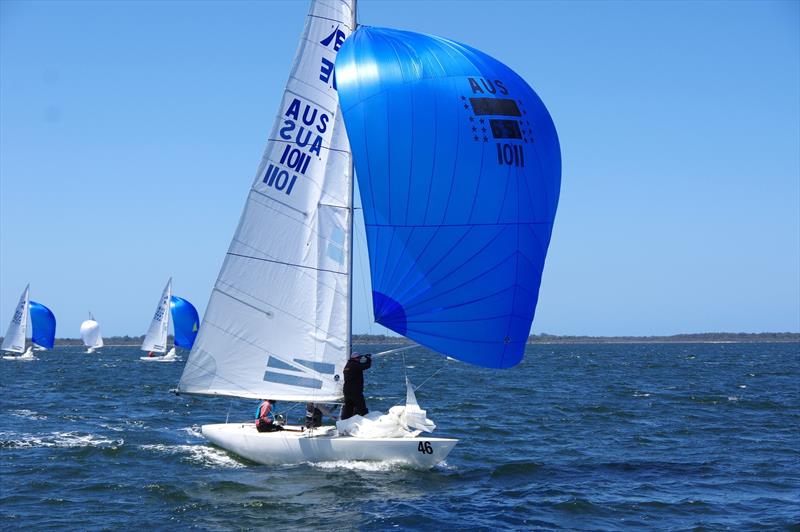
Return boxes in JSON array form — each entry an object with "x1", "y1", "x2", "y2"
[{"x1": 175, "y1": 0, "x2": 560, "y2": 469}]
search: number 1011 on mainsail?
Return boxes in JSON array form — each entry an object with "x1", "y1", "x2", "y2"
[{"x1": 175, "y1": 0, "x2": 561, "y2": 469}]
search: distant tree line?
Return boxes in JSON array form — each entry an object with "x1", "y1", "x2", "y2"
[
  {"x1": 527, "y1": 332, "x2": 800, "y2": 344},
  {"x1": 4, "y1": 332, "x2": 798, "y2": 347}
]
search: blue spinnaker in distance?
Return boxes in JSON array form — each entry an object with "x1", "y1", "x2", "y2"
[
  {"x1": 29, "y1": 301, "x2": 56, "y2": 349},
  {"x1": 337, "y1": 27, "x2": 561, "y2": 368},
  {"x1": 170, "y1": 296, "x2": 199, "y2": 350}
]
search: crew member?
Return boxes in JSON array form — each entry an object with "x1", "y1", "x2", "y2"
[
  {"x1": 255, "y1": 399, "x2": 283, "y2": 432},
  {"x1": 341, "y1": 352, "x2": 371, "y2": 420},
  {"x1": 305, "y1": 403, "x2": 336, "y2": 428}
]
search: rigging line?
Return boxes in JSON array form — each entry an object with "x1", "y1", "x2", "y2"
[
  {"x1": 226, "y1": 252, "x2": 347, "y2": 276},
  {"x1": 389, "y1": 360, "x2": 448, "y2": 410},
  {"x1": 402, "y1": 352, "x2": 408, "y2": 387},
  {"x1": 307, "y1": 14, "x2": 354, "y2": 31},
  {"x1": 214, "y1": 280, "x2": 347, "y2": 344},
  {"x1": 228, "y1": 237, "x2": 347, "y2": 298},
  {"x1": 250, "y1": 189, "x2": 308, "y2": 217},
  {"x1": 265, "y1": 137, "x2": 352, "y2": 155}
]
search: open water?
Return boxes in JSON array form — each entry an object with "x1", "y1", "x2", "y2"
[{"x1": 1, "y1": 342, "x2": 798, "y2": 530}]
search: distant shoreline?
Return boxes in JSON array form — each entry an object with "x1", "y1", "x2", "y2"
[{"x1": 15, "y1": 332, "x2": 799, "y2": 347}]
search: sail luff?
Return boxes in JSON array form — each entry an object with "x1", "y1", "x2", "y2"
[
  {"x1": 2, "y1": 285, "x2": 30, "y2": 353},
  {"x1": 178, "y1": 0, "x2": 356, "y2": 402}
]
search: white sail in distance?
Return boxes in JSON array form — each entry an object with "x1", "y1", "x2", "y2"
[
  {"x1": 80, "y1": 313, "x2": 103, "y2": 349},
  {"x1": 2, "y1": 285, "x2": 30, "y2": 353},
  {"x1": 141, "y1": 278, "x2": 172, "y2": 353},
  {"x1": 178, "y1": 0, "x2": 355, "y2": 402}
]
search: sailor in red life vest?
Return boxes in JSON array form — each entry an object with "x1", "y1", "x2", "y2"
[{"x1": 255, "y1": 399, "x2": 283, "y2": 432}]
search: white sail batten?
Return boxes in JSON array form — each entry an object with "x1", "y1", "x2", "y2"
[
  {"x1": 178, "y1": 0, "x2": 355, "y2": 402},
  {"x1": 141, "y1": 279, "x2": 172, "y2": 353},
  {"x1": 2, "y1": 285, "x2": 30, "y2": 353}
]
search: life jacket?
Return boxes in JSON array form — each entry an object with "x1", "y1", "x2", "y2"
[{"x1": 254, "y1": 401, "x2": 274, "y2": 427}]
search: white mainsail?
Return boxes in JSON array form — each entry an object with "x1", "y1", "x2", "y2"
[
  {"x1": 80, "y1": 314, "x2": 104, "y2": 349},
  {"x1": 2, "y1": 285, "x2": 30, "y2": 353},
  {"x1": 141, "y1": 278, "x2": 172, "y2": 353},
  {"x1": 178, "y1": 0, "x2": 355, "y2": 402}
]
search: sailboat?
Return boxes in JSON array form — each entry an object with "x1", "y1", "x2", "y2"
[
  {"x1": 80, "y1": 313, "x2": 103, "y2": 353},
  {"x1": 2, "y1": 285, "x2": 57, "y2": 361},
  {"x1": 140, "y1": 278, "x2": 200, "y2": 362},
  {"x1": 176, "y1": 0, "x2": 560, "y2": 469}
]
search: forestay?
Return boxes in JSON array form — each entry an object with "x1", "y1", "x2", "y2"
[
  {"x1": 142, "y1": 279, "x2": 172, "y2": 353},
  {"x1": 2, "y1": 285, "x2": 30, "y2": 353},
  {"x1": 337, "y1": 28, "x2": 561, "y2": 369},
  {"x1": 178, "y1": 0, "x2": 355, "y2": 402}
]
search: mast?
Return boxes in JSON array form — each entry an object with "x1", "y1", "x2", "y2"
[{"x1": 346, "y1": 0, "x2": 357, "y2": 357}]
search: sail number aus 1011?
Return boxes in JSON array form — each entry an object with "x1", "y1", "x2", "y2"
[{"x1": 417, "y1": 441, "x2": 433, "y2": 454}]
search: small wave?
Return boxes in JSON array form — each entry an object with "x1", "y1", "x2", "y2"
[
  {"x1": 0, "y1": 431, "x2": 123, "y2": 449},
  {"x1": 309, "y1": 459, "x2": 409, "y2": 472},
  {"x1": 552, "y1": 497, "x2": 602, "y2": 514},
  {"x1": 9, "y1": 409, "x2": 47, "y2": 420},
  {"x1": 139, "y1": 443, "x2": 244, "y2": 468},
  {"x1": 181, "y1": 426, "x2": 204, "y2": 439},
  {"x1": 633, "y1": 392, "x2": 651, "y2": 398},
  {"x1": 728, "y1": 396, "x2": 739, "y2": 402},
  {"x1": 490, "y1": 460, "x2": 542, "y2": 479},
  {"x1": 738, "y1": 384, "x2": 747, "y2": 389}
]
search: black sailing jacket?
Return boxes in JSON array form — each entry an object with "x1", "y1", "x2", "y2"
[{"x1": 343, "y1": 355, "x2": 371, "y2": 396}]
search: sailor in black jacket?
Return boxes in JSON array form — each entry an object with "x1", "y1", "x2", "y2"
[{"x1": 341, "y1": 352, "x2": 371, "y2": 420}]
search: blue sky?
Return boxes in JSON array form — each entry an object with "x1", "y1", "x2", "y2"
[{"x1": 1, "y1": 0, "x2": 798, "y2": 337}]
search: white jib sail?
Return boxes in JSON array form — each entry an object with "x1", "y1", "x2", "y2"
[
  {"x1": 141, "y1": 278, "x2": 172, "y2": 353},
  {"x1": 2, "y1": 285, "x2": 30, "y2": 353},
  {"x1": 178, "y1": 0, "x2": 355, "y2": 402},
  {"x1": 80, "y1": 314, "x2": 104, "y2": 348}
]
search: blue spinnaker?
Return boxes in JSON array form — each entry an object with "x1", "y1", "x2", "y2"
[
  {"x1": 170, "y1": 296, "x2": 199, "y2": 350},
  {"x1": 29, "y1": 301, "x2": 56, "y2": 349},
  {"x1": 337, "y1": 27, "x2": 561, "y2": 368}
]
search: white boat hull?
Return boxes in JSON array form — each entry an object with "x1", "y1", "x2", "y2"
[
  {"x1": 202, "y1": 423, "x2": 457, "y2": 469},
  {"x1": 140, "y1": 347, "x2": 178, "y2": 362},
  {"x1": 2, "y1": 347, "x2": 36, "y2": 361}
]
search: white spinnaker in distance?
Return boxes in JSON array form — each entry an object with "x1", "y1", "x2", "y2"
[
  {"x1": 178, "y1": 0, "x2": 355, "y2": 402},
  {"x1": 80, "y1": 314, "x2": 104, "y2": 348},
  {"x1": 2, "y1": 285, "x2": 30, "y2": 353},
  {"x1": 141, "y1": 278, "x2": 172, "y2": 353}
]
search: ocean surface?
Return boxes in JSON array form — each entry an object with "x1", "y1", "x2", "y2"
[{"x1": 1, "y1": 342, "x2": 798, "y2": 530}]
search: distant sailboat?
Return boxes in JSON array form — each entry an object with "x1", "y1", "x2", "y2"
[
  {"x1": 80, "y1": 313, "x2": 103, "y2": 353},
  {"x1": 140, "y1": 278, "x2": 200, "y2": 362},
  {"x1": 2, "y1": 285, "x2": 57, "y2": 361},
  {"x1": 176, "y1": 0, "x2": 560, "y2": 469}
]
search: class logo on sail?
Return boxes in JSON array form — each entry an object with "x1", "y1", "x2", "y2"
[{"x1": 319, "y1": 25, "x2": 347, "y2": 89}]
